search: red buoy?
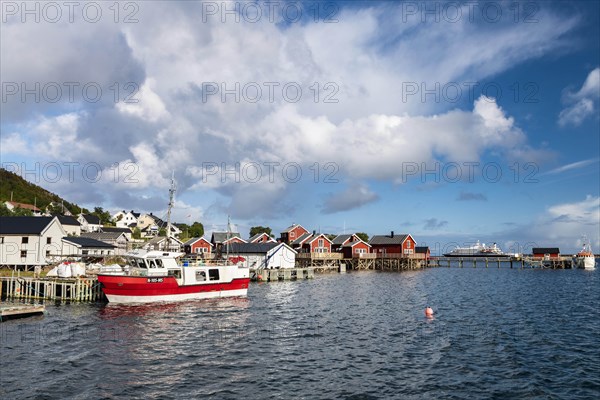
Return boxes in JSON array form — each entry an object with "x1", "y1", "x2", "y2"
[{"x1": 425, "y1": 307, "x2": 434, "y2": 316}]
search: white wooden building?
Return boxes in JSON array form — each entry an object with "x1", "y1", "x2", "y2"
[{"x1": 227, "y1": 242, "x2": 297, "y2": 269}]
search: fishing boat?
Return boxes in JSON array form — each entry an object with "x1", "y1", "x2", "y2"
[
  {"x1": 574, "y1": 237, "x2": 595, "y2": 270},
  {"x1": 443, "y1": 241, "x2": 510, "y2": 257},
  {"x1": 97, "y1": 173, "x2": 249, "y2": 304},
  {"x1": 98, "y1": 250, "x2": 250, "y2": 303}
]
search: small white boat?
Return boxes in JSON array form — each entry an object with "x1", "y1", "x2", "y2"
[{"x1": 574, "y1": 237, "x2": 595, "y2": 270}]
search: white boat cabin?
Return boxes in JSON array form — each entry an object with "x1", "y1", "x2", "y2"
[{"x1": 124, "y1": 250, "x2": 248, "y2": 285}]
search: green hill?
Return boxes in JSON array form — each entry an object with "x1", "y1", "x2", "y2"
[{"x1": 0, "y1": 168, "x2": 80, "y2": 214}]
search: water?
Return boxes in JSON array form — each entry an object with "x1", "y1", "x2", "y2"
[{"x1": 2, "y1": 268, "x2": 599, "y2": 399}]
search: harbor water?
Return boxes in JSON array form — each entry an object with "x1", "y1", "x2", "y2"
[{"x1": 2, "y1": 268, "x2": 599, "y2": 399}]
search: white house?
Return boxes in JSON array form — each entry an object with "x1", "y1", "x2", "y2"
[
  {"x1": 137, "y1": 213, "x2": 181, "y2": 237},
  {"x1": 227, "y1": 242, "x2": 297, "y2": 269},
  {"x1": 80, "y1": 232, "x2": 129, "y2": 255},
  {"x1": 141, "y1": 236, "x2": 183, "y2": 252},
  {"x1": 57, "y1": 215, "x2": 81, "y2": 236},
  {"x1": 113, "y1": 210, "x2": 141, "y2": 228},
  {"x1": 78, "y1": 214, "x2": 102, "y2": 232},
  {"x1": 61, "y1": 237, "x2": 116, "y2": 257},
  {"x1": 0, "y1": 216, "x2": 67, "y2": 269},
  {"x1": 4, "y1": 201, "x2": 42, "y2": 216}
]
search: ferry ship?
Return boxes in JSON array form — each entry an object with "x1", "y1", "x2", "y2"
[{"x1": 443, "y1": 241, "x2": 510, "y2": 257}]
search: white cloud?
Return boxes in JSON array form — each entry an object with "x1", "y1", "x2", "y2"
[
  {"x1": 0, "y1": 132, "x2": 28, "y2": 155},
  {"x1": 322, "y1": 183, "x2": 379, "y2": 214},
  {"x1": 559, "y1": 67, "x2": 600, "y2": 127}
]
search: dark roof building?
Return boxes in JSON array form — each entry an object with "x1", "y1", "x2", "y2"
[
  {"x1": 211, "y1": 232, "x2": 242, "y2": 244},
  {"x1": 532, "y1": 248, "x2": 560, "y2": 254},
  {"x1": 62, "y1": 237, "x2": 115, "y2": 248},
  {"x1": 227, "y1": 242, "x2": 280, "y2": 253},
  {"x1": 369, "y1": 233, "x2": 410, "y2": 245},
  {"x1": 81, "y1": 214, "x2": 101, "y2": 224},
  {"x1": 56, "y1": 215, "x2": 80, "y2": 226},
  {"x1": 0, "y1": 216, "x2": 55, "y2": 234}
]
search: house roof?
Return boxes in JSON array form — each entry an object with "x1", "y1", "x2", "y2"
[
  {"x1": 415, "y1": 246, "x2": 429, "y2": 253},
  {"x1": 145, "y1": 236, "x2": 183, "y2": 246},
  {"x1": 0, "y1": 216, "x2": 54, "y2": 234},
  {"x1": 100, "y1": 226, "x2": 131, "y2": 233},
  {"x1": 227, "y1": 242, "x2": 285, "y2": 254},
  {"x1": 5, "y1": 201, "x2": 41, "y2": 212},
  {"x1": 80, "y1": 232, "x2": 128, "y2": 241},
  {"x1": 81, "y1": 214, "x2": 101, "y2": 224},
  {"x1": 211, "y1": 232, "x2": 242, "y2": 243},
  {"x1": 342, "y1": 239, "x2": 371, "y2": 248},
  {"x1": 532, "y1": 248, "x2": 560, "y2": 254},
  {"x1": 332, "y1": 234, "x2": 352, "y2": 245},
  {"x1": 281, "y1": 224, "x2": 307, "y2": 233},
  {"x1": 62, "y1": 237, "x2": 115, "y2": 248},
  {"x1": 248, "y1": 232, "x2": 273, "y2": 243},
  {"x1": 183, "y1": 237, "x2": 212, "y2": 247},
  {"x1": 56, "y1": 215, "x2": 80, "y2": 226},
  {"x1": 291, "y1": 232, "x2": 312, "y2": 246},
  {"x1": 308, "y1": 233, "x2": 333, "y2": 245},
  {"x1": 369, "y1": 234, "x2": 410, "y2": 245}
]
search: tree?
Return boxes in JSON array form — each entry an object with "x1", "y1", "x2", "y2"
[
  {"x1": 189, "y1": 222, "x2": 204, "y2": 238},
  {"x1": 92, "y1": 207, "x2": 113, "y2": 225},
  {"x1": 158, "y1": 228, "x2": 167, "y2": 237},
  {"x1": 356, "y1": 232, "x2": 369, "y2": 242},
  {"x1": 132, "y1": 227, "x2": 141, "y2": 239},
  {"x1": 249, "y1": 226, "x2": 272, "y2": 237},
  {"x1": 0, "y1": 203, "x2": 12, "y2": 216},
  {"x1": 12, "y1": 206, "x2": 33, "y2": 216}
]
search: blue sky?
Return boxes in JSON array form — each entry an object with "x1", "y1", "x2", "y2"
[{"x1": 1, "y1": 1, "x2": 599, "y2": 253}]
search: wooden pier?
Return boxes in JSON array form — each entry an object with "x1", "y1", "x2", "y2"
[
  {"x1": 0, "y1": 304, "x2": 45, "y2": 321},
  {"x1": 0, "y1": 276, "x2": 106, "y2": 302},
  {"x1": 250, "y1": 267, "x2": 316, "y2": 282},
  {"x1": 426, "y1": 256, "x2": 574, "y2": 269}
]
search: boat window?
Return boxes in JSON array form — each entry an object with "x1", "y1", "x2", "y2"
[
  {"x1": 168, "y1": 269, "x2": 181, "y2": 279},
  {"x1": 208, "y1": 269, "x2": 219, "y2": 281},
  {"x1": 137, "y1": 259, "x2": 147, "y2": 269},
  {"x1": 196, "y1": 270, "x2": 206, "y2": 282},
  {"x1": 155, "y1": 259, "x2": 163, "y2": 268},
  {"x1": 148, "y1": 260, "x2": 157, "y2": 268}
]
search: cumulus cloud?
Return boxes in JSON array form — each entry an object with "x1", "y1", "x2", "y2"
[
  {"x1": 559, "y1": 67, "x2": 600, "y2": 126},
  {"x1": 321, "y1": 183, "x2": 379, "y2": 214},
  {"x1": 423, "y1": 218, "x2": 448, "y2": 230}
]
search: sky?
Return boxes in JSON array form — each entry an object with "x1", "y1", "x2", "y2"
[{"x1": 1, "y1": 0, "x2": 599, "y2": 253}]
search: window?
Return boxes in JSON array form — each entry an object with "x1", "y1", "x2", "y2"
[
  {"x1": 20, "y1": 250, "x2": 27, "y2": 258},
  {"x1": 208, "y1": 269, "x2": 220, "y2": 281},
  {"x1": 46, "y1": 250, "x2": 51, "y2": 257},
  {"x1": 290, "y1": 232, "x2": 295, "y2": 238},
  {"x1": 47, "y1": 237, "x2": 52, "y2": 244},
  {"x1": 196, "y1": 270, "x2": 206, "y2": 282},
  {"x1": 0, "y1": 237, "x2": 4, "y2": 244},
  {"x1": 148, "y1": 260, "x2": 157, "y2": 268},
  {"x1": 355, "y1": 248, "x2": 366, "y2": 254},
  {"x1": 155, "y1": 259, "x2": 163, "y2": 268},
  {"x1": 318, "y1": 239, "x2": 324, "y2": 247},
  {"x1": 22, "y1": 237, "x2": 29, "y2": 244},
  {"x1": 82, "y1": 250, "x2": 89, "y2": 255}
]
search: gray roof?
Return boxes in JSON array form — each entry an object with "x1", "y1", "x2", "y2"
[
  {"x1": 0, "y1": 216, "x2": 54, "y2": 234},
  {"x1": 62, "y1": 237, "x2": 115, "y2": 248},
  {"x1": 415, "y1": 246, "x2": 429, "y2": 253},
  {"x1": 332, "y1": 234, "x2": 352, "y2": 245},
  {"x1": 81, "y1": 214, "x2": 101, "y2": 224},
  {"x1": 532, "y1": 248, "x2": 560, "y2": 254},
  {"x1": 145, "y1": 236, "x2": 183, "y2": 246},
  {"x1": 81, "y1": 232, "x2": 128, "y2": 241},
  {"x1": 183, "y1": 237, "x2": 211, "y2": 246},
  {"x1": 281, "y1": 224, "x2": 306, "y2": 233},
  {"x1": 211, "y1": 232, "x2": 241, "y2": 243},
  {"x1": 291, "y1": 232, "x2": 312, "y2": 246},
  {"x1": 100, "y1": 226, "x2": 131, "y2": 233},
  {"x1": 369, "y1": 234, "x2": 410, "y2": 245},
  {"x1": 57, "y1": 215, "x2": 80, "y2": 226},
  {"x1": 249, "y1": 232, "x2": 269, "y2": 242},
  {"x1": 227, "y1": 242, "x2": 280, "y2": 254}
]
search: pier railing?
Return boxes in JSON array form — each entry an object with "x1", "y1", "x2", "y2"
[{"x1": 296, "y1": 252, "x2": 343, "y2": 260}]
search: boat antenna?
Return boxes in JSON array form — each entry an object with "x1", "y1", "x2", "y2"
[
  {"x1": 226, "y1": 215, "x2": 232, "y2": 260},
  {"x1": 166, "y1": 171, "x2": 176, "y2": 251}
]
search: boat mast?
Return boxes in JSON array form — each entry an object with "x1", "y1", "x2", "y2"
[{"x1": 165, "y1": 171, "x2": 176, "y2": 251}]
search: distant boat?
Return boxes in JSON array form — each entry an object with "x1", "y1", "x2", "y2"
[
  {"x1": 574, "y1": 237, "x2": 595, "y2": 270},
  {"x1": 443, "y1": 241, "x2": 510, "y2": 257}
]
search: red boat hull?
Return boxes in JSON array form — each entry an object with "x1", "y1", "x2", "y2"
[{"x1": 98, "y1": 274, "x2": 250, "y2": 303}]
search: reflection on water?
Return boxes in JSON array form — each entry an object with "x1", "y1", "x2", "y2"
[{"x1": 1, "y1": 269, "x2": 599, "y2": 399}]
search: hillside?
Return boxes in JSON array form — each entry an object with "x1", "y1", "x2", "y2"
[{"x1": 0, "y1": 168, "x2": 80, "y2": 213}]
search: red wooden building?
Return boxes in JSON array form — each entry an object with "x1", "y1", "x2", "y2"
[
  {"x1": 301, "y1": 233, "x2": 332, "y2": 253},
  {"x1": 280, "y1": 224, "x2": 309, "y2": 245},
  {"x1": 332, "y1": 234, "x2": 363, "y2": 252},
  {"x1": 415, "y1": 246, "x2": 430, "y2": 260},
  {"x1": 183, "y1": 237, "x2": 213, "y2": 256},
  {"x1": 341, "y1": 239, "x2": 371, "y2": 258},
  {"x1": 369, "y1": 232, "x2": 416, "y2": 257},
  {"x1": 532, "y1": 248, "x2": 560, "y2": 260}
]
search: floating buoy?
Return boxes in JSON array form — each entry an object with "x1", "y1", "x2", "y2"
[
  {"x1": 257, "y1": 274, "x2": 263, "y2": 280},
  {"x1": 425, "y1": 307, "x2": 434, "y2": 316}
]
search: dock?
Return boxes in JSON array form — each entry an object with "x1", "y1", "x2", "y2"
[
  {"x1": 250, "y1": 267, "x2": 316, "y2": 282},
  {"x1": 0, "y1": 303, "x2": 45, "y2": 321},
  {"x1": 426, "y1": 256, "x2": 574, "y2": 269},
  {"x1": 0, "y1": 276, "x2": 106, "y2": 302}
]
